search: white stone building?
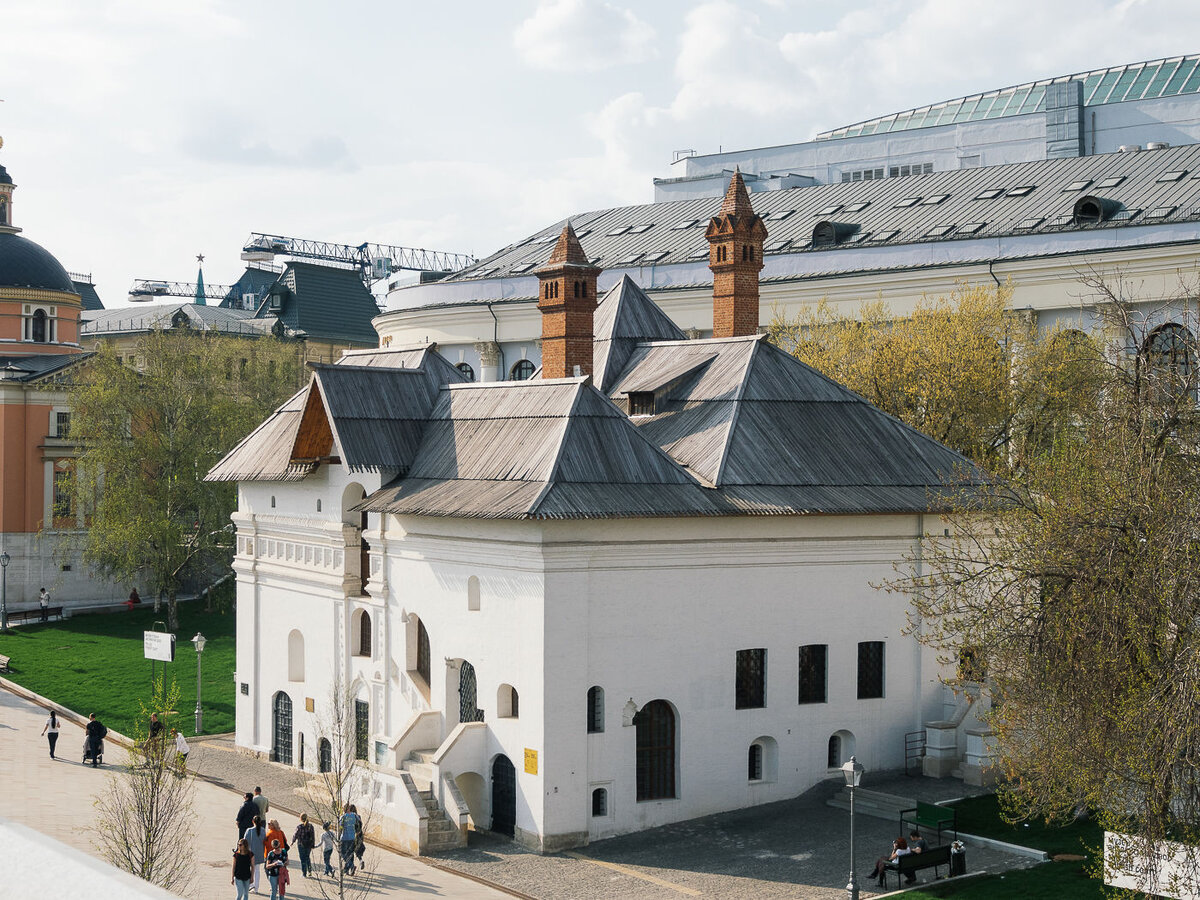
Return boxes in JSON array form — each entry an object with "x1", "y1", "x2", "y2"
[{"x1": 210, "y1": 177, "x2": 988, "y2": 853}]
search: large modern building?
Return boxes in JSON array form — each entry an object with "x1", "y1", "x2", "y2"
[{"x1": 376, "y1": 55, "x2": 1200, "y2": 380}]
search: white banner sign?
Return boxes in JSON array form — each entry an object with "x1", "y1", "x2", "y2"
[{"x1": 143, "y1": 631, "x2": 176, "y2": 663}]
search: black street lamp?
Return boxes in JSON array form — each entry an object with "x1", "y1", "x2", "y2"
[
  {"x1": 842, "y1": 755, "x2": 865, "y2": 900},
  {"x1": 191, "y1": 632, "x2": 206, "y2": 734},
  {"x1": 0, "y1": 550, "x2": 10, "y2": 633}
]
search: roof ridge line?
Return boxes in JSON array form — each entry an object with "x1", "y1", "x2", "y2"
[{"x1": 530, "y1": 380, "x2": 587, "y2": 515}]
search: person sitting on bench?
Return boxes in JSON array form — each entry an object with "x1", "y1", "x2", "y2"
[
  {"x1": 905, "y1": 830, "x2": 929, "y2": 884},
  {"x1": 871, "y1": 837, "x2": 910, "y2": 885}
]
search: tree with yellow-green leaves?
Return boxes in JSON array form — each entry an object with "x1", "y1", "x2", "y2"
[
  {"x1": 808, "y1": 274, "x2": 1200, "y2": 891},
  {"x1": 768, "y1": 282, "x2": 1105, "y2": 474},
  {"x1": 67, "y1": 330, "x2": 306, "y2": 630}
]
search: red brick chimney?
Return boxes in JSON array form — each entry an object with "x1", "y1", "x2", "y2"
[
  {"x1": 535, "y1": 224, "x2": 600, "y2": 379},
  {"x1": 705, "y1": 169, "x2": 767, "y2": 338}
]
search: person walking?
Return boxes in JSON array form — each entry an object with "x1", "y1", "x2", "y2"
[
  {"x1": 242, "y1": 815, "x2": 266, "y2": 894},
  {"x1": 291, "y1": 813, "x2": 315, "y2": 878},
  {"x1": 265, "y1": 820, "x2": 288, "y2": 859},
  {"x1": 38, "y1": 587, "x2": 49, "y2": 622},
  {"x1": 40, "y1": 709, "x2": 60, "y2": 759},
  {"x1": 265, "y1": 839, "x2": 286, "y2": 900},
  {"x1": 171, "y1": 728, "x2": 189, "y2": 774},
  {"x1": 319, "y1": 822, "x2": 336, "y2": 876},
  {"x1": 339, "y1": 804, "x2": 360, "y2": 874},
  {"x1": 236, "y1": 793, "x2": 258, "y2": 847},
  {"x1": 231, "y1": 838, "x2": 254, "y2": 900},
  {"x1": 253, "y1": 786, "x2": 270, "y2": 819},
  {"x1": 84, "y1": 713, "x2": 106, "y2": 767}
]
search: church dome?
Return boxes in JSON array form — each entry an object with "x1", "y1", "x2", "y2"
[{"x1": 0, "y1": 232, "x2": 76, "y2": 293}]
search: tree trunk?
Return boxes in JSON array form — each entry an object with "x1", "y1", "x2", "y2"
[
  {"x1": 167, "y1": 589, "x2": 179, "y2": 632},
  {"x1": 154, "y1": 591, "x2": 162, "y2": 614}
]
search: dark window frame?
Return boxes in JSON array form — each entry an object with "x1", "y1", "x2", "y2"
[
  {"x1": 798, "y1": 644, "x2": 828, "y2": 704},
  {"x1": 735, "y1": 648, "x2": 767, "y2": 709},
  {"x1": 857, "y1": 641, "x2": 885, "y2": 699}
]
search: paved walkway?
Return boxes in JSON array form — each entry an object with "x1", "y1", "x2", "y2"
[{"x1": 0, "y1": 686, "x2": 510, "y2": 899}]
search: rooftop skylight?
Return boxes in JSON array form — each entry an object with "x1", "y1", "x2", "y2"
[
  {"x1": 1063, "y1": 180, "x2": 1092, "y2": 192},
  {"x1": 689, "y1": 248, "x2": 709, "y2": 259},
  {"x1": 957, "y1": 222, "x2": 986, "y2": 235},
  {"x1": 605, "y1": 226, "x2": 631, "y2": 237},
  {"x1": 1006, "y1": 185, "x2": 1037, "y2": 197},
  {"x1": 1095, "y1": 176, "x2": 1126, "y2": 189},
  {"x1": 766, "y1": 210, "x2": 795, "y2": 221},
  {"x1": 843, "y1": 201, "x2": 871, "y2": 213},
  {"x1": 921, "y1": 194, "x2": 950, "y2": 205},
  {"x1": 1015, "y1": 217, "x2": 1044, "y2": 229},
  {"x1": 510, "y1": 263, "x2": 536, "y2": 273},
  {"x1": 846, "y1": 231, "x2": 872, "y2": 243},
  {"x1": 1157, "y1": 170, "x2": 1188, "y2": 182},
  {"x1": 644, "y1": 250, "x2": 670, "y2": 262},
  {"x1": 1145, "y1": 206, "x2": 1177, "y2": 218},
  {"x1": 870, "y1": 230, "x2": 900, "y2": 242},
  {"x1": 672, "y1": 219, "x2": 699, "y2": 230},
  {"x1": 766, "y1": 239, "x2": 792, "y2": 252},
  {"x1": 628, "y1": 223, "x2": 654, "y2": 234},
  {"x1": 617, "y1": 254, "x2": 643, "y2": 265},
  {"x1": 894, "y1": 197, "x2": 922, "y2": 208},
  {"x1": 926, "y1": 224, "x2": 954, "y2": 237},
  {"x1": 816, "y1": 205, "x2": 842, "y2": 216},
  {"x1": 974, "y1": 188, "x2": 1004, "y2": 200},
  {"x1": 1111, "y1": 208, "x2": 1141, "y2": 221}
]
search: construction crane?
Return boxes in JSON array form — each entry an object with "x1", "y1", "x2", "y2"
[
  {"x1": 239, "y1": 233, "x2": 476, "y2": 284},
  {"x1": 127, "y1": 278, "x2": 238, "y2": 304}
]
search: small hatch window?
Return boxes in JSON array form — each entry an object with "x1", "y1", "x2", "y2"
[
  {"x1": 1111, "y1": 208, "x2": 1141, "y2": 221},
  {"x1": 974, "y1": 188, "x2": 1004, "y2": 200},
  {"x1": 1145, "y1": 206, "x2": 1177, "y2": 219},
  {"x1": 842, "y1": 201, "x2": 871, "y2": 213},
  {"x1": 628, "y1": 223, "x2": 654, "y2": 234},
  {"x1": 869, "y1": 230, "x2": 899, "y2": 242},
  {"x1": 689, "y1": 248, "x2": 708, "y2": 259},
  {"x1": 1046, "y1": 215, "x2": 1074, "y2": 228},
  {"x1": 644, "y1": 250, "x2": 670, "y2": 262},
  {"x1": 846, "y1": 231, "x2": 871, "y2": 243},
  {"x1": 925, "y1": 224, "x2": 954, "y2": 237},
  {"x1": 617, "y1": 254, "x2": 643, "y2": 266},
  {"x1": 605, "y1": 225, "x2": 631, "y2": 237},
  {"x1": 893, "y1": 197, "x2": 921, "y2": 208},
  {"x1": 1063, "y1": 180, "x2": 1092, "y2": 192},
  {"x1": 921, "y1": 194, "x2": 950, "y2": 205},
  {"x1": 766, "y1": 209, "x2": 795, "y2": 221},
  {"x1": 1157, "y1": 170, "x2": 1188, "y2": 182},
  {"x1": 766, "y1": 239, "x2": 792, "y2": 252},
  {"x1": 957, "y1": 222, "x2": 986, "y2": 235},
  {"x1": 816, "y1": 204, "x2": 842, "y2": 216},
  {"x1": 510, "y1": 263, "x2": 535, "y2": 273},
  {"x1": 671, "y1": 219, "x2": 699, "y2": 230},
  {"x1": 1015, "y1": 217, "x2": 1044, "y2": 230},
  {"x1": 628, "y1": 392, "x2": 655, "y2": 416},
  {"x1": 1095, "y1": 176, "x2": 1126, "y2": 189},
  {"x1": 1006, "y1": 185, "x2": 1036, "y2": 197},
  {"x1": 472, "y1": 267, "x2": 494, "y2": 278}
]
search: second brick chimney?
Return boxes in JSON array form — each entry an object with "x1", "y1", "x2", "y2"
[
  {"x1": 536, "y1": 223, "x2": 600, "y2": 379},
  {"x1": 705, "y1": 168, "x2": 767, "y2": 338}
]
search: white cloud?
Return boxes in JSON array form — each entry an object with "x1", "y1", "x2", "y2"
[{"x1": 513, "y1": 0, "x2": 655, "y2": 71}]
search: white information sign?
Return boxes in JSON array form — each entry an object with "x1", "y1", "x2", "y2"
[
  {"x1": 1105, "y1": 831, "x2": 1200, "y2": 900},
  {"x1": 143, "y1": 631, "x2": 176, "y2": 663}
]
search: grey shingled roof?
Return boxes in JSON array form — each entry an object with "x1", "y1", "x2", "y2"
[
  {"x1": 429, "y1": 143, "x2": 1200, "y2": 297},
  {"x1": 72, "y1": 279, "x2": 104, "y2": 311},
  {"x1": 0, "y1": 353, "x2": 91, "y2": 384},
  {"x1": 205, "y1": 387, "x2": 314, "y2": 483},
  {"x1": 593, "y1": 274, "x2": 686, "y2": 393},
  {"x1": 81, "y1": 303, "x2": 273, "y2": 338},
  {"x1": 257, "y1": 262, "x2": 379, "y2": 345}
]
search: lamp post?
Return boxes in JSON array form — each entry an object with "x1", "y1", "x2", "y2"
[
  {"x1": 0, "y1": 550, "x2": 10, "y2": 633},
  {"x1": 842, "y1": 755, "x2": 865, "y2": 900},
  {"x1": 191, "y1": 632, "x2": 206, "y2": 734}
]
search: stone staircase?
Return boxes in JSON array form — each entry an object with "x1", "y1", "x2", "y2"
[
  {"x1": 827, "y1": 786, "x2": 914, "y2": 825},
  {"x1": 403, "y1": 749, "x2": 463, "y2": 854}
]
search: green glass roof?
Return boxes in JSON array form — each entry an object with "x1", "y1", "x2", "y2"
[{"x1": 817, "y1": 56, "x2": 1200, "y2": 141}]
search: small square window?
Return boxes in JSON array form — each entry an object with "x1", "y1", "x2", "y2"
[
  {"x1": 1111, "y1": 208, "x2": 1141, "y2": 221},
  {"x1": 605, "y1": 226, "x2": 631, "y2": 237},
  {"x1": 766, "y1": 239, "x2": 792, "y2": 252},
  {"x1": 509, "y1": 263, "x2": 535, "y2": 274},
  {"x1": 869, "y1": 230, "x2": 899, "y2": 242},
  {"x1": 1145, "y1": 206, "x2": 1177, "y2": 219},
  {"x1": 925, "y1": 224, "x2": 954, "y2": 237},
  {"x1": 921, "y1": 194, "x2": 950, "y2": 205},
  {"x1": 957, "y1": 222, "x2": 986, "y2": 235},
  {"x1": 1063, "y1": 179, "x2": 1092, "y2": 192},
  {"x1": 1157, "y1": 170, "x2": 1188, "y2": 182},
  {"x1": 689, "y1": 248, "x2": 709, "y2": 259},
  {"x1": 240, "y1": 683, "x2": 250, "y2": 696},
  {"x1": 671, "y1": 219, "x2": 699, "y2": 230},
  {"x1": 893, "y1": 197, "x2": 921, "y2": 208},
  {"x1": 628, "y1": 223, "x2": 654, "y2": 234},
  {"x1": 816, "y1": 204, "x2": 842, "y2": 216},
  {"x1": 644, "y1": 250, "x2": 670, "y2": 262},
  {"x1": 575, "y1": 229, "x2": 591, "y2": 239},
  {"x1": 1015, "y1": 217, "x2": 1044, "y2": 230},
  {"x1": 974, "y1": 188, "x2": 1004, "y2": 200},
  {"x1": 617, "y1": 254, "x2": 643, "y2": 266},
  {"x1": 766, "y1": 209, "x2": 795, "y2": 221},
  {"x1": 843, "y1": 201, "x2": 871, "y2": 213},
  {"x1": 1046, "y1": 215, "x2": 1074, "y2": 228},
  {"x1": 471, "y1": 268, "x2": 494, "y2": 278},
  {"x1": 846, "y1": 231, "x2": 871, "y2": 243},
  {"x1": 628, "y1": 392, "x2": 655, "y2": 416},
  {"x1": 1006, "y1": 185, "x2": 1036, "y2": 197},
  {"x1": 1095, "y1": 176, "x2": 1125, "y2": 189}
]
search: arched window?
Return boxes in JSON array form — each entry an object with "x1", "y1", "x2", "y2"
[
  {"x1": 272, "y1": 692, "x2": 293, "y2": 765},
  {"x1": 288, "y1": 629, "x2": 305, "y2": 682},
  {"x1": 498, "y1": 684, "x2": 518, "y2": 718},
  {"x1": 828, "y1": 734, "x2": 841, "y2": 769},
  {"x1": 318, "y1": 738, "x2": 332, "y2": 773},
  {"x1": 357, "y1": 610, "x2": 372, "y2": 658},
  {"x1": 31, "y1": 308, "x2": 47, "y2": 343},
  {"x1": 1142, "y1": 323, "x2": 1195, "y2": 400},
  {"x1": 592, "y1": 788, "x2": 608, "y2": 817},
  {"x1": 587, "y1": 686, "x2": 604, "y2": 734},
  {"x1": 750, "y1": 736, "x2": 778, "y2": 782},
  {"x1": 510, "y1": 359, "x2": 535, "y2": 381},
  {"x1": 467, "y1": 575, "x2": 480, "y2": 611},
  {"x1": 748, "y1": 743, "x2": 763, "y2": 781},
  {"x1": 417, "y1": 619, "x2": 430, "y2": 687},
  {"x1": 457, "y1": 362, "x2": 475, "y2": 381},
  {"x1": 634, "y1": 699, "x2": 676, "y2": 801}
]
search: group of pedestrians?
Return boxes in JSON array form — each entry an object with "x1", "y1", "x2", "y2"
[{"x1": 233, "y1": 787, "x2": 329, "y2": 897}]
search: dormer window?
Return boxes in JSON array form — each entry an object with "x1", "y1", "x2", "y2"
[{"x1": 628, "y1": 392, "x2": 655, "y2": 416}]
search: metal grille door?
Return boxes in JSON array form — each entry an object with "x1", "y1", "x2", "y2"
[
  {"x1": 417, "y1": 621, "x2": 431, "y2": 686},
  {"x1": 491, "y1": 755, "x2": 516, "y2": 837},
  {"x1": 272, "y1": 692, "x2": 293, "y2": 765},
  {"x1": 459, "y1": 661, "x2": 484, "y2": 723},
  {"x1": 635, "y1": 700, "x2": 676, "y2": 800},
  {"x1": 355, "y1": 700, "x2": 369, "y2": 760}
]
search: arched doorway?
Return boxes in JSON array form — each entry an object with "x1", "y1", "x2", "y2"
[
  {"x1": 634, "y1": 699, "x2": 676, "y2": 800},
  {"x1": 459, "y1": 660, "x2": 484, "y2": 724},
  {"x1": 319, "y1": 738, "x2": 332, "y2": 773},
  {"x1": 491, "y1": 755, "x2": 516, "y2": 837},
  {"x1": 272, "y1": 692, "x2": 293, "y2": 765}
]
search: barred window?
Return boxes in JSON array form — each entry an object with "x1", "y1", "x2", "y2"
[
  {"x1": 587, "y1": 686, "x2": 604, "y2": 734},
  {"x1": 735, "y1": 648, "x2": 766, "y2": 709},
  {"x1": 857, "y1": 641, "x2": 885, "y2": 699},
  {"x1": 628, "y1": 392, "x2": 655, "y2": 416},
  {"x1": 798, "y1": 644, "x2": 828, "y2": 704},
  {"x1": 748, "y1": 743, "x2": 763, "y2": 781},
  {"x1": 592, "y1": 788, "x2": 608, "y2": 816}
]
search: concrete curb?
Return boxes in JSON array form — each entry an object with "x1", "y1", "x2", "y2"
[
  {"x1": 0, "y1": 675, "x2": 134, "y2": 748},
  {"x1": 956, "y1": 831, "x2": 1050, "y2": 861}
]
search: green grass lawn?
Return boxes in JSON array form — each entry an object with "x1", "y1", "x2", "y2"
[
  {"x1": 906, "y1": 794, "x2": 1105, "y2": 900},
  {"x1": 0, "y1": 603, "x2": 235, "y2": 738}
]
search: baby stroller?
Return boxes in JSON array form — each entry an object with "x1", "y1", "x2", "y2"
[{"x1": 83, "y1": 734, "x2": 104, "y2": 766}]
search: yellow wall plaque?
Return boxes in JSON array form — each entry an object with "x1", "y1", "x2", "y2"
[
  {"x1": 524, "y1": 748, "x2": 538, "y2": 775},
  {"x1": 305, "y1": 697, "x2": 315, "y2": 713}
]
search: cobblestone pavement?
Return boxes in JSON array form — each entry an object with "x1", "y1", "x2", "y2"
[
  {"x1": 193, "y1": 735, "x2": 1035, "y2": 900},
  {"x1": 0, "y1": 687, "x2": 509, "y2": 899}
]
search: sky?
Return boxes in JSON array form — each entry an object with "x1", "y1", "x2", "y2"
[{"x1": 2, "y1": 0, "x2": 1199, "y2": 306}]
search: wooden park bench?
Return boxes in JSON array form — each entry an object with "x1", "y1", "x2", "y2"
[
  {"x1": 6, "y1": 606, "x2": 64, "y2": 625},
  {"x1": 883, "y1": 844, "x2": 953, "y2": 889},
  {"x1": 0, "y1": 654, "x2": 9, "y2": 673},
  {"x1": 901, "y1": 800, "x2": 958, "y2": 844}
]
